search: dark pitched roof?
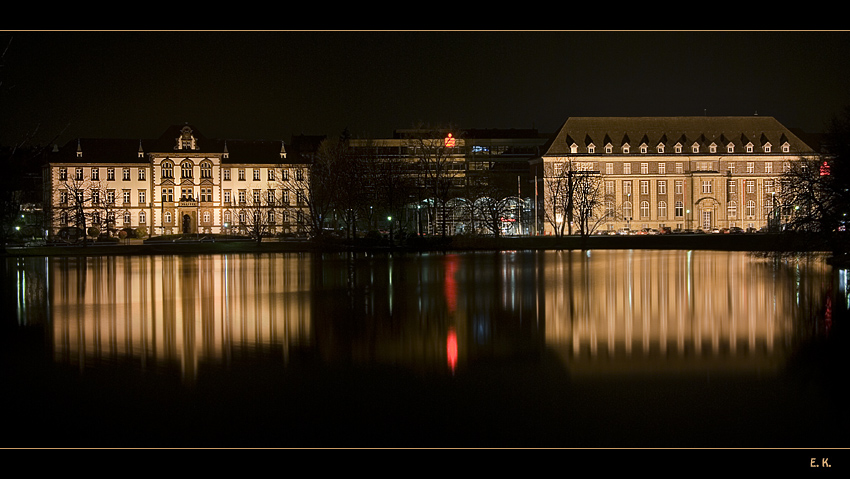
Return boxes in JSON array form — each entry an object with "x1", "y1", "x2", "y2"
[
  {"x1": 541, "y1": 116, "x2": 816, "y2": 156},
  {"x1": 46, "y1": 125, "x2": 298, "y2": 165}
]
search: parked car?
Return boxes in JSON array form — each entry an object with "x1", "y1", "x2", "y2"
[
  {"x1": 659, "y1": 226, "x2": 672, "y2": 235},
  {"x1": 729, "y1": 226, "x2": 744, "y2": 234},
  {"x1": 617, "y1": 227, "x2": 632, "y2": 235}
]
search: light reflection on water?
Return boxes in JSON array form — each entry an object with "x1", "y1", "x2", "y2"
[{"x1": 10, "y1": 250, "x2": 836, "y2": 381}]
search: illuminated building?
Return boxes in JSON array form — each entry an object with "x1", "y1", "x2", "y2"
[
  {"x1": 346, "y1": 128, "x2": 549, "y2": 235},
  {"x1": 532, "y1": 116, "x2": 818, "y2": 234},
  {"x1": 43, "y1": 125, "x2": 311, "y2": 237}
]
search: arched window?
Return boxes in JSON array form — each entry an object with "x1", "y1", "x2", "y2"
[
  {"x1": 746, "y1": 200, "x2": 756, "y2": 217},
  {"x1": 640, "y1": 201, "x2": 650, "y2": 218},
  {"x1": 224, "y1": 211, "x2": 231, "y2": 224},
  {"x1": 623, "y1": 201, "x2": 632, "y2": 219},
  {"x1": 139, "y1": 211, "x2": 146, "y2": 224},
  {"x1": 200, "y1": 161, "x2": 212, "y2": 179},
  {"x1": 181, "y1": 161, "x2": 193, "y2": 179},
  {"x1": 164, "y1": 211, "x2": 172, "y2": 223},
  {"x1": 658, "y1": 201, "x2": 667, "y2": 218},
  {"x1": 162, "y1": 161, "x2": 173, "y2": 179},
  {"x1": 123, "y1": 212, "x2": 131, "y2": 225}
]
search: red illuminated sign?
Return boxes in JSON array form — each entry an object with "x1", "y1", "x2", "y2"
[
  {"x1": 820, "y1": 161, "x2": 831, "y2": 176},
  {"x1": 444, "y1": 133, "x2": 456, "y2": 148}
]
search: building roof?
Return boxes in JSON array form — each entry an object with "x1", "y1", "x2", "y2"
[
  {"x1": 540, "y1": 116, "x2": 816, "y2": 156},
  {"x1": 46, "y1": 125, "x2": 299, "y2": 165}
]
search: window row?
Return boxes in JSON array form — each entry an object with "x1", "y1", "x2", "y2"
[
  {"x1": 597, "y1": 161, "x2": 787, "y2": 175},
  {"x1": 618, "y1": 200, "x2": 767, "y2": 219},
  {"x1": 59, "y1": 189, "x2": 148, "y2": 205},
  {"x1": 58, "y1": 210, "x2": 147, "y2": 226},
  {"x1": 611, "y1": 179, "x2": 778, "y2": 196},
  {"x1": 58, "y1": 167, "x2": 146, "y2": 182},
  {"x1": 573, "y1": 142, "x2": 791, "y2": 155}
]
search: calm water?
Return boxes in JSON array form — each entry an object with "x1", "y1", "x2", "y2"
[{"x1": 3, "y1": 250, "x2": 849, "y2": 447}]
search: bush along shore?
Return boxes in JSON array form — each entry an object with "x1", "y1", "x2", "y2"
[{"x1": 1, "y1": 231, "x2": 836, "y2": 257}]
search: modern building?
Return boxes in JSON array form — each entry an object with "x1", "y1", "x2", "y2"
[
  {"x1": 532, "y1": 116, "x2": 818, "y2": 234},
  {"x1": 346, "y1": 128, "x2": 549, "y2": 235},
  {"x1": 43, "y1": 124, "x2": 310, "y2": 239}
]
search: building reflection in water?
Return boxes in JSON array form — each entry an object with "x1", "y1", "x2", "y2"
[
  {"x1": 47, "y1": 254, "x2": 312, "y2": 380},
  {"x1": 10, "y1": 249, "x2": 836, "y2": 381},
  {"x1": 544, "y1": 250, "x2": 832, "y2": 373}
]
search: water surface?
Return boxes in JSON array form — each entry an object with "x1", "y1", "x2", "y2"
[{"x1": 3, "y1": 250, "x2": 847, "y2": 447}]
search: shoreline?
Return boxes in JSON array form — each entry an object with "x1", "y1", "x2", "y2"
[{"x1": 1, "y1": 233, "x2": 827, "y2": 257}]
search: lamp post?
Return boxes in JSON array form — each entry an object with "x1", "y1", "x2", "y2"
[{"x1": 388, "y1": 216, "x2": 393, "y2": 244}]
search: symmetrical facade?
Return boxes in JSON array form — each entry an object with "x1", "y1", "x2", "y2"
[
  {"x1": 44, "y1": 125, "x2": 310, "y2": 238},
  {"x1": 533, "y1": 116, "x2": 818, "y2": 234}
]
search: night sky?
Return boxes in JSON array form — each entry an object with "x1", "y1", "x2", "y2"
[{"x1": 2, "y1": 30, "x2": 849, "y2": 148}]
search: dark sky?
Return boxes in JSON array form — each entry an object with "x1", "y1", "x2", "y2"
[{"x1": 2, "y1": 30, "x2": 849, "y2": 147}]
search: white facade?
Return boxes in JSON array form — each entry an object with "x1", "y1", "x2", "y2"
[
  {"x1": 44, "y1": 125, "x2": 310, "y2": 238},
  {"x1": 533, "y1": 116, "x2": 818, "y2": 234}
]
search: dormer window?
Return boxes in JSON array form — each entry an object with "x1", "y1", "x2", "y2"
[
  {"x1": 727, "y1": 143, "x2": 735, "y2": 153},
  {"x1": 622, "y1": 144, "x2": 630, "y2": 154},
  {"x1": 640, "y1": 144, "x2": 648, "y2": 154},
  {"x1": 782, "y1": 142, "x2": 790, "y2": 153},
  {"x1": 746, "y1": 142, "x2": 754, "y2": 153},
  {"x1": 570, "y1": 143, "x2": 578, "y2": 154},
  {"x1": 692, "y1": 143, "x2": 700, "y2": 153},
  {"x1": 587, "y1": 143, "x2": 595, "y2": 154},
  {"x1": 605, "y1": 143, "x2": 613, "y2": 154},
  {"x1": 709, "y1": 143, "x2": 717, "y2": 153},
  {"x1": 763, "y1": 142, "x2": 772, "y2": 153},
  {"x1": 176, "y1": 126, "x2": 197, "y2": 151},
  {"x1": 657, "y1": 143, "x2": 665, "y2": 154},
  {"x1": 674, "y1": 143, "x2": 682, "y2": 154}
]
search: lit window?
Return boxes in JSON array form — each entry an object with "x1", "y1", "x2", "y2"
[
  {"x1": 746, "y1": 200, "x2": 756, "y2": 217},
  {"x1": 162, "y1": 162, "x2": 173, "y2": 179}
]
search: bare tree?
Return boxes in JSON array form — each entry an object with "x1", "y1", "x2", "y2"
[
  {"x1": 406, "y1": 126, "x2": 463, "y2": 237},
  {"x1": 277, "y1": 150, "x2": 333, "y2": 240}
]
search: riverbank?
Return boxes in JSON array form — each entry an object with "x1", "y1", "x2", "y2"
[{"x1": 1, "y1": 232, "x2": 825, "y2": 257}]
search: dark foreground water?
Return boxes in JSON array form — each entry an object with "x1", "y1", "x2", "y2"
[{"x1": 2, "y1": 250, "x2": 850, "y2": 449}]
